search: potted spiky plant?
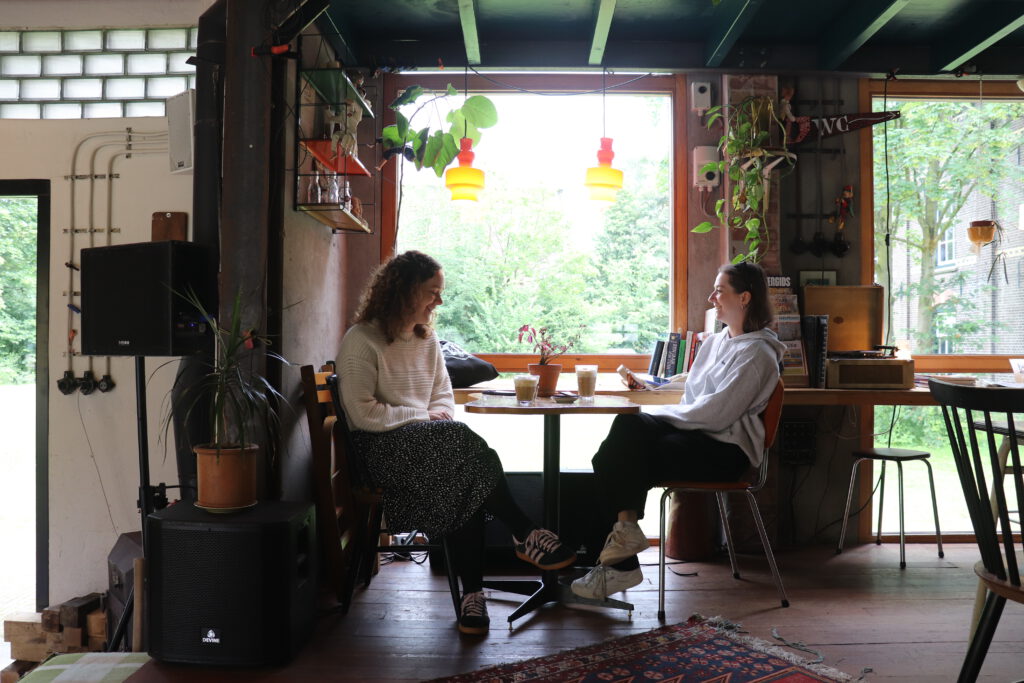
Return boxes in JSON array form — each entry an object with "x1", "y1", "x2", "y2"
[{"x1": 166, "y1": 289, "x2": 288, "y2": 512}]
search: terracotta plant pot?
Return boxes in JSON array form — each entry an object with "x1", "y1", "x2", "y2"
[
  {"x1": 528, "y1": 363, "x2": 562, "y2": 397},
  {"x1": 194, "y1": 444, "x2": 259, "y2": 511},
  {"x1": 967, "y1": 220, "x2": 996, "y2": 246}
]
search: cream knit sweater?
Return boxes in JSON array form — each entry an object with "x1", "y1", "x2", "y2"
[{"x1": 337, "y1": 321, "x2": 454, "y2": 433}]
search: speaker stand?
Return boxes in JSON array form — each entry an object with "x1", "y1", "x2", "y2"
[{"x1": 108, "y1": 356, "x2": 169, "y2": 652}]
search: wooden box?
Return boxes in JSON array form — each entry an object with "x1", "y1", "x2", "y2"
[{"x1": 802, "y1": 285, "x2": 884, "y2": 352}]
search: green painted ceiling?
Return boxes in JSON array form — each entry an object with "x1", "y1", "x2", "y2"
[{"x1": 318, "y1": 0, "x2": 1024, "y2": 76}]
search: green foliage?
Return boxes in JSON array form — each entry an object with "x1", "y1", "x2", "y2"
[
  {"x1": 0, "y1": 198, "x2": 37, "y2": 385},
  {"x1": 165, "y1": 290, "x2": 288, "y2": 452},
  {"x1": 399, "y1": 155, "x2": 671, "y2": 356},
  {"x1": 381, "y1": 85, "x2": 498, "y2": 177},
  {"x1": 873, "y1": 99, "x2": 1024, "y2": 352},
  {"x1": 693, "y1": 96, "x2": 794, "y2": 264}
]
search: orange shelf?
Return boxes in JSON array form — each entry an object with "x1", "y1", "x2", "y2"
[{"x1": 299, "y1": 139, "x2": 370, "y2": 176}]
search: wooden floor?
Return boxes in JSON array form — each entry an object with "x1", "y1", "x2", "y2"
[{"x1": 131, "y1": 543, "x2": 1024, "y2": 682}]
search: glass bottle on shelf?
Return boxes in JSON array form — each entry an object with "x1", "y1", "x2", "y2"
[
  {"x1": 306, "y1": 166, "x2": 322, "y2": 205},
  {"x1": 326, "y1": 172, "x2": 341, "y2": 204}
]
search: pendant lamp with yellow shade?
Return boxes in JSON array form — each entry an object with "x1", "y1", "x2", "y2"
[
  {"x1": 585, "y1": 69, "x2": 623, "y2": 201},
  {"x1": 445, "y1": 136, "x2": 485, "y2": 201}
]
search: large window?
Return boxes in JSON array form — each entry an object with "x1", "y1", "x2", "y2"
[
  {"x1": 391, "y1": 74, "x2": 678, "y2": 368},
  {"x1": 866, "y1": 80, "x2": 1024, "y2": 534},
  {"x1": 870, "y1": 82, "x2": 1024, "y2": 360}
]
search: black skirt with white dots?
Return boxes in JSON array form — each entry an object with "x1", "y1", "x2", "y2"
[{"x1": 350, "y1": 420, "x2": 502, "y2": 536}]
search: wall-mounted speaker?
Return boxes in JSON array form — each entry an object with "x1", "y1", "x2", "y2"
[
  {"x1": 146, "y1": 501, "x2": 317, "y2": 666},
  {"x1": 166, "y1": 89, "x2": 195, "y2": 174},
  {"x1": 80, "y1": 241, "x2": 214, "y2": 357}
]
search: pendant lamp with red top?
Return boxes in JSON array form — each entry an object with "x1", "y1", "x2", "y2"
[
  {"x1": 445, "y1": 67, "x2": 485, "y2": 201},
  {"x1": 585, "y1": 69, "x2": 624, "y2": 201}
]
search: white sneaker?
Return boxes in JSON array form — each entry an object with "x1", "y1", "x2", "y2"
[
  {"x1": 597, "y1": 521, "x2": 649, "y2": 565},
  {"x1": 571, "y1": 565, "x2": 643, "y2": 600}
]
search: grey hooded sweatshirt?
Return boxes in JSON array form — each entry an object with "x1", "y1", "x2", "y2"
[{"x1": 647, "y1": 327, "x2": 786, "y2": 466}]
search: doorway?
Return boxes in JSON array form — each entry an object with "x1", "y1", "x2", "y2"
[{"x1": 0, "y1": 180, "x2": 49, "y2": 666}]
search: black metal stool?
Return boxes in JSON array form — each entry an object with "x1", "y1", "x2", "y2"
[{"x1": 836, "y1": 447, "x2": 944, "y2": 568}]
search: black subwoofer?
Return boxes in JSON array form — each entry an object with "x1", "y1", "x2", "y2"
[
  {"x1": 145, "y1": 501, "x2": 317, "y2": 666},
  {"x1": 80, "y1": 241, "x2": 214, "y2": 356}
]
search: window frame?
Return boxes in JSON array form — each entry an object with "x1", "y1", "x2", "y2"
[
  {"x1": 858, "y1": 77, "x2": 1022, "y2": 374},
  {"x1": 379, "y1": 72, "x2": 688, "y2": 372}
]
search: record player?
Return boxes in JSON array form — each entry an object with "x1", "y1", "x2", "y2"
[{"x1": 825, "y1": 349, "x2": 915, "y2": 389}]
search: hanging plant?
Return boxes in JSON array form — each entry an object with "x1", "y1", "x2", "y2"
[
  {"x1": 692, "y1": 95, "x2": 795, "y2": 263},
  {"x1": 380, "y1": 84, "x2": 498, "y2": 177}
]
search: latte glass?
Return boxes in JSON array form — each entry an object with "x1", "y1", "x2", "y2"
[
  {"x1": 513, "y1": 374, "x2": 539, "y2": 405},
  {"x1": 576, "y1": 365, "x2": 598, "y2": 399}
]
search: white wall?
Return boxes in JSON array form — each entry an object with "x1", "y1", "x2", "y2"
[
  {"x1": 1, "y1": 0, "x2": 214, "y2": 29},
  {"x1": 1, "y1": 118, "x2": 193, "y2": 602}
]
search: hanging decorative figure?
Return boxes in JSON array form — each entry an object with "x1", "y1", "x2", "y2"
[{"x1": 829, "y1": 184, "x2": 854, "y2": 257}]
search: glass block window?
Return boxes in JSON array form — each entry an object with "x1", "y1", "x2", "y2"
[
  {"x1": 65, "y1": 31, "x2": 103, "y2": 52},
  {"x1": 0, "y1": 33, "x2": 20, "y2": 53},
  {"x1": 64, "y1": 79, "x2": 103, "y2": 100},
  {"x1": 43, "y1": 55, "x2": 83, "y2": 76},
  {"x1": 0, "y1": 28, "x2": 196, "y2": 119},
  {"x1": 22, "y1": 32, "x2": 61, "y2": 53}
]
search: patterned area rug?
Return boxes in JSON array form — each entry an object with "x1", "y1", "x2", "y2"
[{"x1": 431, "y1": 614, "x2": 853, "y2": 682}]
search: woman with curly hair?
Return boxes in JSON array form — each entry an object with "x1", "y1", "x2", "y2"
[{"x1": 337, "y1": 250, "x2": 575, "y2": 635}]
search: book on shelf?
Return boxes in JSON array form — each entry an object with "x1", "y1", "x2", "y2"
[
  {"x1": 686, "y1": 332, "x2": 707, "y2": 372},
  {"x1": 780, "y1": 339, "x2": 809, "y2": 387},
  {"x1": 800, "y1": 314, "x2": 829, "y2": 388},
  {"x1": 663, "y1": 332, "x2": 682, "y2": 380},
  {"x1": 648, "y1": 339, "x2": 665, "y2": 376}
]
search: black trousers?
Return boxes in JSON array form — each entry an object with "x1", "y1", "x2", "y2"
[{"x1": 591, "y1": 412, "x2": 750, "y2": 519}]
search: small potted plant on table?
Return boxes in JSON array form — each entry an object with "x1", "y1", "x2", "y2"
[{"x1": 517, "y1": 324, "x2": 584, "y2": 397}]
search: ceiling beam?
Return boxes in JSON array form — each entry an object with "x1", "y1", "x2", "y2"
[
  {"x1": 818, "y1": 0, "x2": 909, "y2": 70},
  {"x1": 458, "y1": 0, "x2": 482, "y2": 65},
  {"x1": 588, "y1": 0, "x2": 617, "y2": 66},
  {"x1": 705, "y1": 0, "x2": 764, "y2": 67},
  {"x1": 933, "y1": 5, "x2": 1024, "y2": 73}
]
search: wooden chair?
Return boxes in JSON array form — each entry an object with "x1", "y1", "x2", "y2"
[
  {"x1": 929, "y1": 378, "x2": 1024, "y2": 682},
  {"x1": 655, "y1": 378, "x2": 789, "y2": 618},
  {"x1": 300, "y1": 364, "x2": 462, "y2": 616}
]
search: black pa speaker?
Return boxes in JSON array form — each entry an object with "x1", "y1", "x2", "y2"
[
  {"x1": 146, "y1": 501, "x2": 317, "y2": 666},
  {"x1": 80, "y1": 240, "x2": 214, "y2": 356}
]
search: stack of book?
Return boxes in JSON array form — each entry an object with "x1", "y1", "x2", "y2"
[
  {"x1": 648, "y1": 330, "x2": 709, "y2": 379},
  {"x1": 768, "y1": 275, "x2": 812, "y2": 388}
]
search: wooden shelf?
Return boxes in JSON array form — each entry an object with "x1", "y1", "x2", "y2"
[
  {"x1": 300, "y1": 69, "x2": 374, "y2": 117},
  {"x1": 296, "y1": 203, "x2": 371, "y2": 233},
  {"x1": 299, "y1": 139, "x2": 370, "y2": 176}
]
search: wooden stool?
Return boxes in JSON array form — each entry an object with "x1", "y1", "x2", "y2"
[{"x1": 836, "y1": 447, "x2": 944, "y2": 569}]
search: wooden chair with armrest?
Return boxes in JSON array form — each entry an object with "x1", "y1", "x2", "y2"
[
  {"x1": 929, "y1": 379, "x2": 1024, "y2": 683},
  {"x1": 655, "y1": 377, "x2": 789, "y2": 618},
  {"x1": 300, "y1": 363, "x2": 461, "y2": 616}
]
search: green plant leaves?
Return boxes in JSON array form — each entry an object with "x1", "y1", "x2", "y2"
[
  {"x1": 390, "y1": 84, "x2": 424, "y2": 108},
  {"x1": 384, "y1": 84, "x2": 498, "y2": 176},
  {"x1": 461, "y1": 95, "x2": 498, "y2": 128},
  {"x1": 691, "y1": 221, "x2": 715, "y2": 234}
]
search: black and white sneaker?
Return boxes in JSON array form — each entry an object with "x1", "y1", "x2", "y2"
[
  {"x1": 513, "y1": 528, "x2": 576, "y2": 571},
  {"x1": 458, "y1": 591, "x2": 489, "y2": 635}
]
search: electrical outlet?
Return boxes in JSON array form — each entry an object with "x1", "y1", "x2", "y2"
[
  {"x1": 692, "y1": 145, "x2": 720, "y2": 188},
  {"x1": 691, "y1": 81, "x2": 711, "y2": 113}
]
